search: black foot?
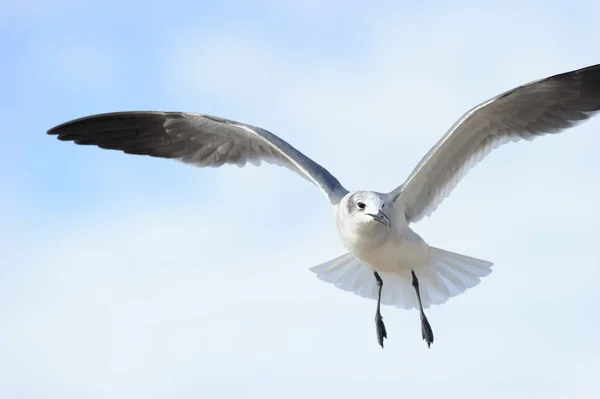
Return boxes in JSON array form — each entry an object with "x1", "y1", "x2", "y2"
[
  {"x1": 412, "y1": 269, "x2": 434, "y2": 349},
  {"x1": 420, "y1": 314, "x2": 434, "y2": 348},
  {"x1": 375, "y1": 313, "x2": 388, "y2": 348}
]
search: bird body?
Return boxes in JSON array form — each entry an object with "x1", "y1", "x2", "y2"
[
  {"x1": 334, "y1": 193, "x2": 430, "y2": 273},
  {"x1": 323, "y1": 190, "x2": 491, "y2": 309},
  {"x1": 48, "y1": 63, "x2": 600, "y2": 348}
]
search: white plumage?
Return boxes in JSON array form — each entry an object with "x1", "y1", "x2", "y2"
[{"x1": 310, "y1": 247, "x2": 492, "y2": 310}]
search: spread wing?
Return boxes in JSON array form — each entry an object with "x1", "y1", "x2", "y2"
[
  {"x1": 48, "y1": 112, "x2": 348, "y2": 204},
  {"x1": 390, "y1": 63, "x2": 600, "y2": 224}
]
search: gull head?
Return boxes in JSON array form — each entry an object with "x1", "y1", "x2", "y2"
[{"x1": 337, "y1": 191, "x2": 391, "y2": 231}]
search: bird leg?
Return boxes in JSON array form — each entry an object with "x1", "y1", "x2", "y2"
[
  {"x1": 374, "y1": 271, "x2": 387, "y2": 348},
  {"x1": 411, "y1": 270, "x2": 434, "y2": 348}
]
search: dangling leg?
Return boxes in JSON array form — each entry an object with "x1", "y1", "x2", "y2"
[
  {"x1": 411, "y1": 270, "x2": 434, "y2": 348},
  {"x1": 374, "y1": 271, "x2": 387, "y2": 348}
]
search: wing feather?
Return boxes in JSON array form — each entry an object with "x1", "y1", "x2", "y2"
[
  {"x1": 48, "y1": 111, "x2": 348, "y2": 204},
  {"x1": 391, "y1": 64, "x2": 600, "y2": 224}
]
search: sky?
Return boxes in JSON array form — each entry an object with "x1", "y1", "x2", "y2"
[{"x1": 2, "y1": 0, "x2": 600, "y2": 398}]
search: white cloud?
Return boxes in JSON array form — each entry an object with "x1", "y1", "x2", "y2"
[
  {"x1": 0, "y1": 0, "x2": 67, "y2": 20},
  {"x1": 31, "y1": 40, "x2": 119, "y2": 89},
  {"x1": 256, "y1": 0, "x2": 362, "y2": 18}
]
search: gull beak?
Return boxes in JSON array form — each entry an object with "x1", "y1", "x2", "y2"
[{"x1": 368, "y1": 210, "x2": 391, "y2": 228}]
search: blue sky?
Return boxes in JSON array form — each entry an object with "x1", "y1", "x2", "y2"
[{"x1": 2, "y1": 0, "x2": 600, "y2": 398}]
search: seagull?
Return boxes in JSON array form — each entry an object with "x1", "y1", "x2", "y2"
[{"x1": 48, "y1": 64, "x2": 600, "y2": 349}]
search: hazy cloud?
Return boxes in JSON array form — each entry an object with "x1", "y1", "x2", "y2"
[{"x1": 3, "y1": 1, "x2": 600, "y2": 398}]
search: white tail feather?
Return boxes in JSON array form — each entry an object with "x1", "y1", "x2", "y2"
[{"x1": 309, "y1": 247, "x2": 493, "y2": 310}]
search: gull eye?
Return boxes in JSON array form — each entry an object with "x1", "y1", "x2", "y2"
[{"x1": 357, "y1": 201, "x2": 366, "y2": 210}]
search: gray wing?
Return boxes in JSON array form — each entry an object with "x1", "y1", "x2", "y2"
[
  {"x1": 390, "y1": 63, "x2": 600, "y2": 224},
  {"x1": 48, "y1": 112, "x2": 348, "y2": 204}
]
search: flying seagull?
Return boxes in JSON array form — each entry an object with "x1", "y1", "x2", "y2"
[{"x1": 48, "y1": 64, "x2": 600, "y2": 349}]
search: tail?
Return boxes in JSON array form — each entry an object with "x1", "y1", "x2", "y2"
[{"x1": 309, "y1": 247, "x2": 493, "y2": 310}]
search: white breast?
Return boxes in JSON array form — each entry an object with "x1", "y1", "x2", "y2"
[{"x1": 334, "y1": 205, "x2": 431, "y2": 273}]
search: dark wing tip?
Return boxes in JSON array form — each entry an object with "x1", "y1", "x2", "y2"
[
  {"x1": 547, "y1": 63, "x2": 600, "y2": 92},
  {"x1": 47, "y1": 111, "x2": 169, "y2": 137},
  {"x1": 494, "y1": 63, "x2": 600, "y2": 111},
  {"x1": 560, "y1": 63, "x2": 600, "y2": 113},
  {"x1": 574, "y1": 62, "x2": 600, "y2": 89},
  {"x1": 46, "y1": 111, "x2": 205, "y2": 160},
  {"x1": 538, "y1": 63, "x2": 600, "y2": 84},
  {"x1": 566, "y1": 63, "x2": 600, "y2": 76}
]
